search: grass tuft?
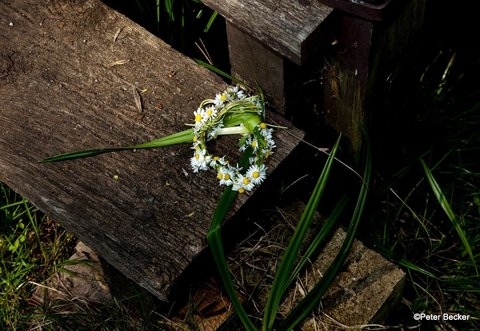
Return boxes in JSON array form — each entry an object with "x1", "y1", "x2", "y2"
[
  {"x1": 367, "y1": 26, "x2": 480, "y2": 327},
  {"x1": 1, "y1": 182, "x2": 75, "y2": 329}
]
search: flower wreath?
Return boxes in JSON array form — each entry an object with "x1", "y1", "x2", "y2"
[{"x1": 190, "y1": 86, "x2": 276, "y2": 193}]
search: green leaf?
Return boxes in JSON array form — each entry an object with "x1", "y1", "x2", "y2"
[
  {"x1": 279, "y1": 133, "x2": 371, "y2": 331},
  {"x1": 204, "y1": 11, "x2": 218, "y2": 33},
  {"x1": 287, "y1": 196, "x2": 349, "y2": 287},
  {"x1": 262, "y1": 134, "x2": 342, "y2": 331},
  {"x1": 206, "y1": 149, "x2": 257, "y2": 331},
  {"x1": 195, "y1": 60, "x2": 250, "y2": 89},
  {"x1": 420, "y1": 158, "x2": 478, "y2": 275},
  {"x1": 8, "y1": 239, "x2": 19, "y2": 252},
  {"x1": 224, "y1": 113, "x2": 262, "y2": 133},
  {"x1": 40, "y1": 129, "x2": 194, "y2": 163},
  {"x1": 374, "y1": 244, "x2": 438, "y2": 279}
]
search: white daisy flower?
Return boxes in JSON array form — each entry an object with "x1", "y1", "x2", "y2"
[
  {"x1": 246, "y1": 164, "x2": 267, "y2": 185},
  {"x1": 228, "y1": 85, "x2": 246, "y2": 100},
  {"x1": 194, "y1": 108, "x2": 205, "y2": 131},
  {"x1": 214, "y1": 92, "x2": 228, "y2": 106},
  {"x1": 209, "y1": 155, "x2": 227, "y2": 168},
  {"x1": 194, "y1": 107, "x2": 204, "y2": 123},
  {"x1": 191, "y1": 148, "x2": 209, "y2": 173},
  {"x1": 233, "y1": 174, "x2": 254, "y2": 192},
  {"x1": 217, "y1": 166, "x2": 234, "y2": 186},
  {"x1": 250, "y1": 137, "x2": 259, "y2": 151},
  {"x1": 203, "y1": 105, "x2": 217, "y2": 122},
  {"x1": 191, "y1": 139, "x2": 202, "y2": 150},
  {"x1": 236, "y1": 89, "x2": 246, "y2": 100}
]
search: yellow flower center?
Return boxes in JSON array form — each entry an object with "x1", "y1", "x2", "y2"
[
  {"x1": 252, "y1": 171, "x2": 260, "y2": 179},
  {"x1": 195, "y1": 113, "x2": 202, "y2": 122},
  {"x1": 243, "y1": 178, "x2": 250, "y2": 185}
]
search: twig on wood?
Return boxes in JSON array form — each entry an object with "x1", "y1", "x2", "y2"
[
  {"x1": 108, "y1": 59, "x2": 131, "y2": 67},
  {"x1": 133, "y1": 86, "x2": 143, "y2": 113},
  {"x1": 113, "y1": 26, "x2": 125, "y2": 42}
]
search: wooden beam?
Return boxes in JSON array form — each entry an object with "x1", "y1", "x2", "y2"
[
  {"x1": 207, "y1": 0, "x2": 425, "y2": 150},
  {"x1": 203, "y1": 0, "x2": 332, "y2": 113},
  {"x1": 202, "y1": 0, "x2": 333, "y2": 65},
  {"x1": 322, "y1": 0, "x2": 427, "y2": 150},
  {"x1": 0, "y1": 0, "x2": 303, "y2": 302},
  {"x1": 226, "y1": 23, "x2": 287, "y2": 112}
]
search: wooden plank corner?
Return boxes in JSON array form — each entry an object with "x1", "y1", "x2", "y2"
[{"x1": 171, "y1": 200, "x2": 406, "y2": 330}]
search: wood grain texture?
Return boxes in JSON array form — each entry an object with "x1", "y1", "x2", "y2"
[
  {"x1": 202, "y1": 0, "x2": 333, "y2": 64},
  {"x1": 0, "y1": 0, "x2": 303, "y2": 302},
  {"x1": 226, "y1": 23, "x2": 286, "y2": 112}
]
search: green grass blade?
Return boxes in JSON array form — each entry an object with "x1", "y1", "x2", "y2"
[
  {"x1": 40, "y1": 129, "x2": 194, "y2": 163},
  {"x1": 420, "y1": 158, "x2": 478, "y2": 275},
  {"x1": 278, "y1": 135, "x2": 371, "y2": 331},
  {"x1": 203, "y1": 11, "x2": 218, "y2": 33},
  {"x1": 262, "y1": 134, "x2": 341, "y2": 331},
  {"x1": 374, "y1": 244, "x2": 438, "y2": 279},
  {"x1": 155, "y1": 0, "x2": 161, "y2": 26},
  {"x1": 195, "y1": 60, "x2": 249, "y2": 88},
  {"x1": 128, "y1": 128, "x2": 194, "y2": 148},
  {"x1": 287, "y1": 196, "x2": 349, "y2": 287},
  {"x1": 206, "y1": 149, "x2": 256, "y2": 331},
  {"x1": 164, "y1": 0, "x2": 175, "y2": 22},
  {"x1": 134, "y1": 0, "x2": 148, "y2": 14}
]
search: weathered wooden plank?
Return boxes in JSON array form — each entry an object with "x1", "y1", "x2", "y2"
[
  {"x1": 0, "y1": 0, "x2": 302, "y2": 302},
  {"x1": 226, "y1": 23, "x2": 287, "y2": 112},
  {"x1": 170, "y1": 200, "x2": 405, "y2": 330},
  {"x1": 202, "y1": 0, "x2": 333, "y2": 65},
  {"x1": 321, "y1": 0, "x2": 426, "y2": 150}
]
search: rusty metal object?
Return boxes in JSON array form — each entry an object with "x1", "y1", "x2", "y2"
[{"x1": 318, "y1": 0, "x2": 398, "y2": 21}]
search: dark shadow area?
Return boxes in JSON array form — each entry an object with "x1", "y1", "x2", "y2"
[{"x1": 102, "y1": 0, "x2": 231, "y2": 74}]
